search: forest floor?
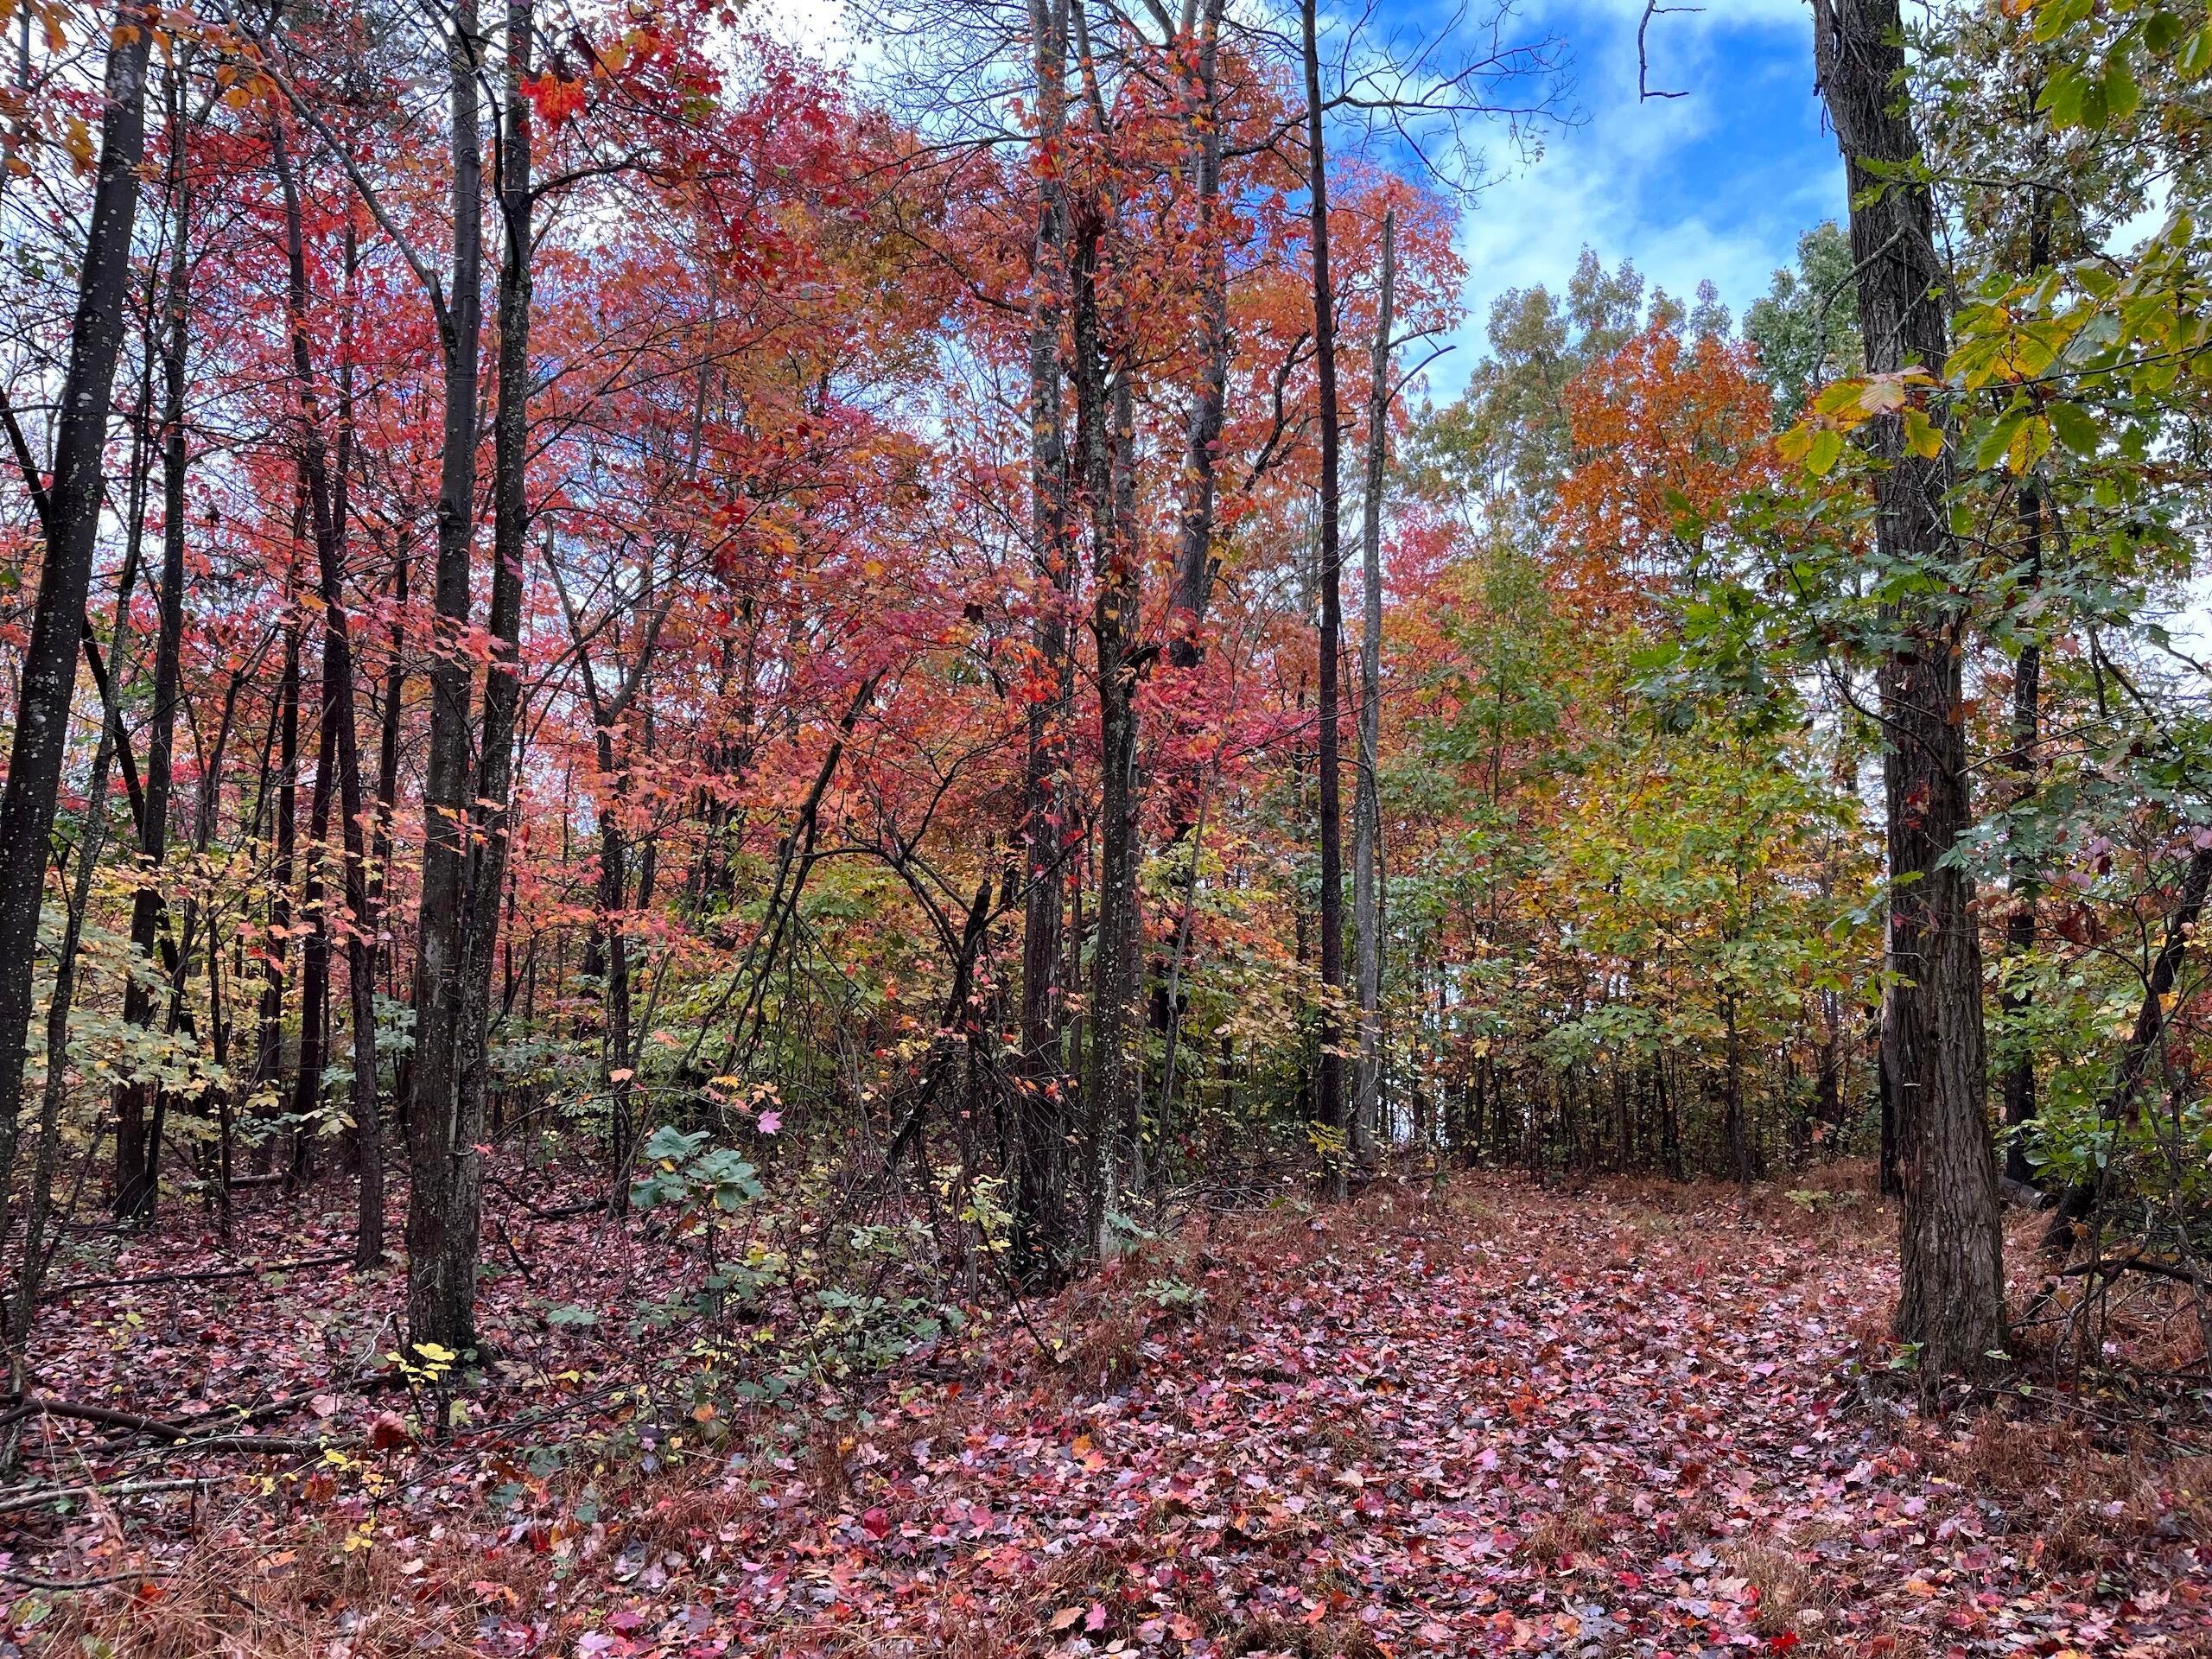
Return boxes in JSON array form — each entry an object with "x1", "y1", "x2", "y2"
[{"x1": 4, "y1": 1170, "x2": 2209, "y2": 1658}]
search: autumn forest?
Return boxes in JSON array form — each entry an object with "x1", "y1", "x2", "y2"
[{"x1": 0, "y1": 0, "x2": 2209, "y2": 1649}]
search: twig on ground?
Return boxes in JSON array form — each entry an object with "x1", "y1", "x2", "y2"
[{"x1": 44, "y1": 1254, "x2": 353, "y2": 1296}]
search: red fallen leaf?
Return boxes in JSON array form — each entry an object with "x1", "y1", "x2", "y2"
[
  {"x1": 861, "y1": 1506, "x2": 892, "y2": 1539},
  {"x1": 1084, "y1": 1603, "x2": 1107, "y2": 1632},
  {"x1": 369, "y1": 1411, "x2": 411, "y2": 1449},
  {"x1": 1770, "y1": 1637, "x2": 1800, "y2": 1653}
]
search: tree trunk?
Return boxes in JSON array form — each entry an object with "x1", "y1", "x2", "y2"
[
  {"x1": 1014, "y1": 0, "x2": 1074, "y2": 1285},
  {"x1": 290, "y1": 692, "x2": 335, "y2": 1185},
  {"x1": 0, "y1": 3, "x2": 154, "y2": 1241},
  {"x1": 1166, "y1": 0, "x2": 1230, "y2": 668},
  {"x1": 1352, "y1": 208, "x2": 1394, "y2": 1169},
  {"x1": 275, "y1": 119, "x2": 384, "y2": 1262},
  {"x1": 1999, "y1": 485, "x2": 2042, "y2": 1187},
  {"x1": 1815, "y1": 0, "x2": 2005, "y2": 1379},
  {"x1": 1303, "y1": 0, "x2": 1347, "y2": 1183},
  {"x1": 2000, "y1": 194, "x2": 2051, "y2": 1190},
  {"x1": 406, "y1": 0, "x2": 487, "y2": 1354},
  {"x1": 458, "y1": 0, "x2": 534, "y2": 1232},
  {"x1": 257, "y1": 585, "x2": 302, "y2": 1141},
  {"x1": 1073, "y1": 200, "x2": 1143, "y2": 1255},
  {"x1": 1071, "y1": 191, "x2": 1141, "y2": 1256},
  {"x1": 116, "y1": 67, "x2": 190, "y2": 1221},
  {"x1": 8, "y1": 555, "x2": 132, "y2": 1377}
]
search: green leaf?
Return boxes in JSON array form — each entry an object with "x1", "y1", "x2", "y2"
[
  {"x1": 1902, "y1": 405, "x2": 1945, "y2": 459},
  {"x1": 1805, "y1": 429, "x2": 1845, "y2": 476},
  {"x1": 2079, "y1": 77, "x2": 2111, "y2": 131},
  {"x1": 1975, "y1": 410, "x2": 2029, "y2": 471},
  {"x1": 2031, "y1": 0, "x2": 2094, "y2": 41},
  {"x1": 2105, "y1": 57, "x2": 2141, "y2": 120},
  {"x1": 2181, "y1": 22, "x2": 2212, "y2": 77},
  {"x1": 2045, "y1": 67, "x2": 2088, "y2": 129},
  {"x1": 2047, "y1": 399, "x2": 2100, "y2": 454},
  {"x1": 641, "y1": 1123, "x2": 706, "y2": 1163}
]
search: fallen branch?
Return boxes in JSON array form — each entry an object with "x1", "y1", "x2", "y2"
[
  {"x1": 44, "y1": 1253, "x2": 353, "y2": 1296},
  {"x1": 0, "y1": 1566, "x2": 177, "y2": 1591},
  {"x1": 2055, "y1": 1253, "x2": 2202, "y2": 1287},
  {"x1": 0, "y1": 1477, "x2": 226, "y2": 1516},
  {"x1": 485, "y1": 1176, "x2": 602, "y2": 1221},
  {"x1": 0, "y1": 1395, "x2": 324, "y2": 1454}
]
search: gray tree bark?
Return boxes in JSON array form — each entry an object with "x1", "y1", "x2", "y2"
[{"x1": 1815, "y1": 0, "x2": 2006, "y2": 1379}]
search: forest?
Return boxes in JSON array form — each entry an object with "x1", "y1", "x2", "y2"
[{"x1": 0, "y1": 0, "x2": 2208, "y2": 1649}]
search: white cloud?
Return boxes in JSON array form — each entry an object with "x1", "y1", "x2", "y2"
[{"x1": 1430, "y1": 0, "x2": 1840, "y2": 394}]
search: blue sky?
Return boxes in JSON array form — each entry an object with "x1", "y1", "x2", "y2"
[
  {"x1": 757, "y1": 0, "x2": 1845, "y2": 398},
  {"x1": 1435, "y1": 0, "x2": 1843, "y2": 393}
]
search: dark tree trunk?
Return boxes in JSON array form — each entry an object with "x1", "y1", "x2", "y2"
[
  {"x1": 257, "y1": 589, "x2": 302, "y2": 1137},
  {"x1": 597, "y1": 798, "x2": 633, "y2": 1215},
  {"x1": 116, "y1": 66, "x2": 189, "y2": 1221},
  {"x1": 369, "y1": 531, "x2": 408, "y2": 973},
  {"x1": 1999, "y1": 486, "x2": 2042, "y2": 1187},
  {"x1": 458, "y1": 0, "x2": 534, "y2": 1225},
  {"x1": 290, "y1": 696, "x2": 335, "y2": 1185},
  {"x1": 1303, "y1": 0, "x2": 1347, "y2": 1179},
  {"x1": 1816, "y1": 0, "x2": 2005, "y2": 1378},
  {"x1": 1166, "y1": 0, "x2": 1230, "y2": 669},
  {"x1": 274, "y1": 120, "x2": 383, "y2": 1262},
  {"x1": 1352, "y1": 209, "x2": 1394, "y2": 1166},
  {"x1": 1014, "y1": 0, "x2": 1074, "y2": 1285},
  {"x1": 1073, "y1": 203, "x2": 1143, "y2": 1255},
  {"x1": 406, "y1": 0, "x2": 487, "y2": 1354},
  {"x1": 2000, "y1": 194, "x2": 2051, "y2": 1190},
  {"x1": 0, "y1": 4, "x2": 154, "y2": 1239}
]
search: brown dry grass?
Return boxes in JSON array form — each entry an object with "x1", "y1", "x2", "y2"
[{"x1": 1937, "y1": 1410, "x2": 2212, "y2": 1577}]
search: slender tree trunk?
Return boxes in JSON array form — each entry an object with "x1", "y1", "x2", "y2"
[
  {"x1": 1166, "y1": 0, "x2": 1229, "y2": 668},
  {"x1": 8, "y1": 562, "x2": 130, "y2": 1379},
  {"x1": 275, "y1": 121, "x2": 383, "y2": 1260},
  {"x1": 0, "y1": 3, "x2": 154, "y2": 1237},
  {"x1": 458, "y1": 0, "x2": 534, "y2": 1226},
  {"x1": 2000, "y1": 195, "x2": 2050, "y2": 1191},
  {"x1": 115, "y1": 54, "x2": 194, "y2": 1221},
  {"x1": 1014, "y1": 0, "x2": 1074, "y2": 1284},
  {"x1": 1073, "y1": 202, "x2": 1143, "y2": 1255},
  {"x1": 599, "y1": 811, "x2": 632, "y2": 1212},
  {"x1": 1303, "y1": 0, "x2": 1347, "y2": 1184},
  {"x1": 1816, "y1": 0, "x2": 2005, "y2": 1378},
  {"x1": 291, "y1": 699, "x2": 335, "y2": 1186},
  {"x1": 1352, "y1": 209, "x2": 1394, "y2": 1169},
  {"x1": 370, "y1": 530, "x2": 408, "y2": 996},
  {"x1": 2000, "y1": 484, "x2": 2042, "y2": 1188},
  {"x1": 406, "y1": 0, "x2": 487, "y2": 1353},
  {"x1": 1141, "y1": 0, "x2": 1235, "y2": 1140},
  {"x1": 257, "y1": 580, "x2": 302, "y2": 1134}
]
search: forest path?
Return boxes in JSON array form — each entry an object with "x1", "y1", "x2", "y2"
[
  {"x1": 23, "y1": 1179, "x2": 2205, "y2": 1656},
  {"x1": 705, "y1": 1179, "x2": 2203, "y2": 1656}
]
